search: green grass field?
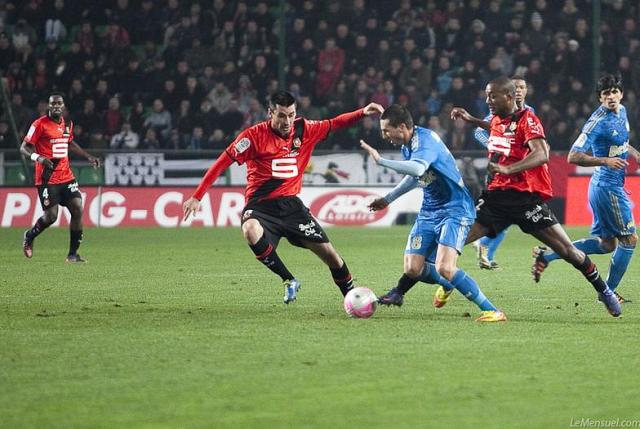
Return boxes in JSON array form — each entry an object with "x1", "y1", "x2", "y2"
[{"x1": 1, "y1": 226, "x2": 639, "y2": 429}]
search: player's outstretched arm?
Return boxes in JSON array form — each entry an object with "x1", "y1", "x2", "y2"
[
  {"x1": 567, "y1": 150, "x2": 628, "y2": 169},
  {"x1": 183, "y1": 151, "x2": 234, "y2": 220},
  {"x1": 70, "y1": 141, "x2": 101, "y2": 167},
  {"x1": 360, "y1": 140, "x2": 427, "y2": 176},
  {"x1": 451, "y1": 107, "x2": 490, "y2": 130},
  {"x1": 327, "y1": 103, "x2": 384, "y2": 132},
  {"x1": 20, "y1": 140, "x2": 54, "y2": 169},
  {"x1": 488, "y1": 138, "x2": 549, "y2": 175}
]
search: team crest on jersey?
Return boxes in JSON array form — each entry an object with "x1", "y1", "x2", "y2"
[
  {"x1": 234, "y1": 138, "x2": 251, "y2": 155},
  {"x1": 504, "y1": 121, "x2": 517, "y2": 136},
  {"x1": 410, "y1": 235, "x2": 422, "y2": 250},
  {"x1": 63, "y1": 125, "x2": 71, "y2": 137},
  {"x1": 290, "y1": 137, "x2": 301, "y2": 155}
]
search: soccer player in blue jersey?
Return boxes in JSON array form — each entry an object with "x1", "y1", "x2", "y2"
[
  {"x1": 360, "y1": 104, "x2": 506, "y2": 322},
  {"x1": 471, "y1": 76, "x2": 534, "y2": 269},
  {"x1": 533, "y1": 74, "x2": 639, "y2": 304}
]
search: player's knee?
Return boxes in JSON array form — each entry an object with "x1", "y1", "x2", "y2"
[
  {"x1": 241, "y1": 219, "x2": 263, "y2": 242},
  {"x1": 435, "y1": 263, "x2": 456, "y2": 281},
  {"x1": 600, "y1": 238, "x2": 617, "y2": 253},
  {"x1": 619, "y1": 234, "x2": 638, "y2": 248},
  {"x1": 403, "y1": 264, "x2": 422, "y2": 279}
]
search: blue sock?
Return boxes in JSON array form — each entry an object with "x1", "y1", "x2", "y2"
[
  {"x1": 418, "y1": 263, "x2": 454, "y2": 291},
  {"x1": 544, "y1": 238, "x2": 609, "y2": 263},
  {"x1": 451, "y1": 269, "x2": 496, "y2": 311},
  {"x1": 480, "y1": 229, "x2": 508, "y2": 261},
  {"x1": 606, "y1": 244, "x2": 635, "y2": 291}
]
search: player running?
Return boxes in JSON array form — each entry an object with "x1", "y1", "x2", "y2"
[
  {"x1": 451, "y1": 76, "x2": 621, "y2": 317},
  {"x1": 361, "y1": 104, "x2": 506, "y2": 322},
  {"x1": 183, "y1": 91, "x2": 383, "y2": 303},
  {"x1": 471, "y1": 76, "x2": 534, "y2": 270},
  {"x1": 533, "y1": 74, "x2": 639, "y2": 304},
  {"x1": 20, "y1": 93, "x2": 101, "y2": 263}
]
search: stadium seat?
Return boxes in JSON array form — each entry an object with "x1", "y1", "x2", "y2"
[
  {"x1": 4, "y1": 165, "x2": 27, "y2": 185},
  {"x1": 77, "y1": 166, "x2": 104, "y2": 185}
]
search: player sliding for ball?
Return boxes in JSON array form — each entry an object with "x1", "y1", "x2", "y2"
[
  {"x1": 183, "y1": 91, "x2": 383, "y2": 304},
  {"x1": 361, "y1": 104, "x2": 506, "y2": 322}
]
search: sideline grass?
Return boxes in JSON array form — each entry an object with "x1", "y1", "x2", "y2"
[{"x1": 1, "y1": 226, "x2": 638, "y2": 428}]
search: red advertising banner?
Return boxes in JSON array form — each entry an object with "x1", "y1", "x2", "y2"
[
  {"x1": 0, "y1": 186, "x2": 422, "y2": 228},
  {"x1": 565, "y1": 176, "x2": 640, "y2": 226}
]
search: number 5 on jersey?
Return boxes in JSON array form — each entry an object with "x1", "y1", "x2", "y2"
[
  {"x1": 52, "y1": 142, "x2": 68, "y2": 158},
  {"x1": 272, "y1": 158, "x2": 298, "y2": 178}
]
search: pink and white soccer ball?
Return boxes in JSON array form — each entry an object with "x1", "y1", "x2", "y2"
[{"x1": 343, "y1": 287, "x2": 377, "y2": 318}]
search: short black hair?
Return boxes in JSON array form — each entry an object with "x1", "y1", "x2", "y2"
[
  {"x1": 510, "y1": 74, "x2": 526, "y2": 81},
  {"x1": 489, "y1": 76, "x2": 516, "y2": 96},
  {"x1": 269, "y1": 90, "x2": 296, "y2": 109},
  {"x1": 596, "y1": 74, "x2": 623, "y2": 94},
  {"x1": 381, "y1": 104, "x2": 414, "y2": 128},
  {"x1": 49, "y1": 92, "x2": 65, "y2": 100}
]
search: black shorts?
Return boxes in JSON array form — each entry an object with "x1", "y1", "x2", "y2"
[
  {"x1": 475, "y1": 189, "x2": 558, "y2": 237},
  {"x1": 37, "y1": 180, "x2": 82, "y2": 210},
  {"x1": 242, "y1": 196, "x2": 330, "y2": 248}
]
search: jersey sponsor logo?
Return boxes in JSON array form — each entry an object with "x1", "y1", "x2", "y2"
[
  {"x1": 234, "y1": 137, "x2": 251, "y2": 154},
  {"x1": 26, "y1": 125, "x2": 36, "y2": 139},
  {"x1": 68, "y1": 181, "x2": 79, "y2": 193},
  {"x1": 271, "y1": 158, "x2": 299, "y2": 178},
  {"x1": 527, "y1": 117, "x2": 542, "y2": 135},
  {"x1": 297, "y1": 220, "x2": 323, "y2": 238},
  {"x1": 609, "y1": 142, "x2": 628, "y2": 157},
  {"x1": 487, "y1": 136, "x2": 514, "y2": 156},
  {"x1": 51, "y1": 141, "x2": 68, "y2": 158},
  {"x1": 309, "y1": 190, "x2": 387, "y2": 225}
]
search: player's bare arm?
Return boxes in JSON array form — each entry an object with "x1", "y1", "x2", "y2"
[
  {"x1": 567, "y1": 149, "x2": 628, "y2": 169},
  {"x1": 20, "y1": 140, "x2": 54, "y2": 169},
  {"x1": 627, "y1": 145, "x2": 640, "y2": 162},
  {"x1": 69, "y1": 141, "x2": 101, "y2": 167},
  {"x1": 450, "y1": 107, "x2": 490, "y2": 130},
  {"x1": 488, "y1": 138, "x2": 549, "y2": 175}
]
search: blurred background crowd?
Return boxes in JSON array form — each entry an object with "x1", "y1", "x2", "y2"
[{"x1": 0, "y1": 0, "x2": 639, "y2": 152}]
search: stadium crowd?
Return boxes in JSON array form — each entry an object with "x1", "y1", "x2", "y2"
[{"x1": 0, "y1": 0, "x2": 639, "y2": 151}]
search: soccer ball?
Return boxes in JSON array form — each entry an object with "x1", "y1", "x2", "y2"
[{"x1": 343, "y1": 287, "x2": 377, "y2": 318}]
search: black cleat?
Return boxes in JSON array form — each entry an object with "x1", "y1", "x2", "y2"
[
  {"x1": 377, "y1": 288, "x2": 404, "y2": 306},
  {"x1": 23, "y1": 231, "x2": 33, "y2": 258},
  {"x1": 531, "y1": 246, "x2": 548, "y2": 283},
  {"x1": 65, "y1": 254, "x2": 87, "y2": 263},
  {"x1": 614, "y1": 291, "x2": 632, "y2": 304}
]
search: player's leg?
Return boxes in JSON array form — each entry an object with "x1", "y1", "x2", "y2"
[
  {"x1": 607, "y1": 233, "x2": 636, "y2": 298},
  {"x1": 65, "y1": 196, "x2": 85, "y2": 262},
  {"x1": 242, "y1": 217, "x2": 299, "y2": 303},
  {"x1": 302, "y1": 240, "x2": 354, "y2": 296},
  {"x1": 530, "y1": 224, "x2": 620, "y2": 317},
  {"x1": 23, "y1": 187, "x2": 59, "y2": 258},
  {"x1": 477, "y1": 228, "x2": 508, "y2": 269}
]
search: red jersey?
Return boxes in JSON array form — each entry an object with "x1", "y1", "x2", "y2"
[
  {"x1": 487, "y1": 109, "x2": 553, "y2": 200},
  {"x1": 193, "y1": 109, "x2": 365, "y2": 203},
  {"x1": 24, "y1": 115, "x2": 75, "y2": 185}
]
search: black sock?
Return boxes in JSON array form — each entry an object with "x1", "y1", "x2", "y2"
[
  {"x1": 249, "y1": 234, "x2": 293, "y2": 281},
  {"x1": 573, "y1": 255, "x2": 607, "y2": 293},
  {"x1": 69, "y1": 229, "x2": 83, "y2": 255},
  {"x1": 26, "y1": 218, "x2": 49, "y2": 241},
  {"x1": 396, "y1": 274, "x2": 419, "y2": 295},
  {"x1": 330, "y1": 262, "x2": 353, "y2": 296}
]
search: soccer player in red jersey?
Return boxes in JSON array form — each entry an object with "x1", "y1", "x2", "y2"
[
  {"x1": 450, "y1": 76, "x2": 622, "y2": 317},
  {"x1": 20, "y1": 93, "x2": 100, "y2": 263},
  {"x1": 183, "y1": 91, "x2": 383, "y2": 303}
]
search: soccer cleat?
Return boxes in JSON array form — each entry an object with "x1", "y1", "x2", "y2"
[
  {"x1": 433, "y1": 286, "x2": 453, "y2": 308},
  {"x1": 283, "y1": 278, "x2": 301, "y2": 304},
  {"x1": 377, "y1": 287, "x2": 404, "y2": 307},
  {"x1": 476, "y1": 243, "x2": 494, "y2": 269},
  {"x1": 614, "y1": 291, "x2": 631, "y2": 304},
  {"x1": 475, "y1": 310, "x2": 507, "y2": 322},
  {"x1": 489, "y1": 261, "x2": 500, "y2": 269},
  {"x1": 531, "y1": 246, "x2": 548, "y2": 283},
  {"x1": 23, "y1": 231, "x2": 33, "y2": 258},
  {"x1": 598, "y1": 289, "x2": 622, "y2": 317},
  {"x1": 65, "y1": 254, "x2": 87, "y2": 263}
]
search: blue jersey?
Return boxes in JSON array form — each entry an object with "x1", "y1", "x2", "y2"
[
  {"x1": 401, "y1": 126, "x2": 475, "y2": 219},
  {"x1": 474, "y1": 104, "x2": 535, "y2": 148},
  {"x1": 571, "y1": 105, "x2": 630, "y2": 187}
]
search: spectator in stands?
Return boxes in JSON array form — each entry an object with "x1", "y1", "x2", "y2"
[
  {"x1": 0, "y1": 121, "x2": 11, "y2": 148},
  {"x1": 110, "y1": 122, "x2": 139, "y2": 150},
  {"x1": 76, "y1": 98, "x2": 103, "y2": 144},
  {"x1": 141, "y1": 128, "x2": 160, "y2": 150},
  {"x1": 45, "y1": 0, "x2": 68, "y2": 42},
  {"x1": 143, "y1": 98, "x2": 172, "y2": 143},
  {"x1": 128, "y1": 101, "x2": 146, "y2": 135},
  {"x1": 104, "y1": 97, "x2": 123, "y2": 139},
  {"x1": 219, "y1": 99, "x2": 244, "y2": 138},
  {"x1": 188, "y1": 126, "x2": 206, "y2": 150},
  {"x1": 316, "y1": 38, "x2": 345, "y2": 100}
]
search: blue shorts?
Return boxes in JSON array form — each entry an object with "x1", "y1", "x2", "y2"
[
  {"x1": 405, "y1": 215, "x2": 474, "y2": 260},
  {"x1": 589, "y1": 183, "x2": 636, "y2": 238}
]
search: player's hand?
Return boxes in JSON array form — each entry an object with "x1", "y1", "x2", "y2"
[
  {"x1": 363, "y1": 103, "x2": 384, "y2": 116},
  {"x1": 360, "y1": 140, "x2": 381, "y2": 162},
  {"x1": 605, "y1": 158, "x2": 628, "y2": 170},
  {"x1": 450, "y1": 107, "x2": 471, "y2": 121},
  {"x1": 39, "y1": 156, "x2": 54, "y2": 169},
  {"x1": 368, "y1": 197, "x2": 389, "y2": 211},
  {"x1": 488, "y1": 162, "x2": 511, "y2": 175},
  {"x1": 183, "y1": 197, "x2": 201, "y2": 221},
  {"x1": 88, "y1": 156, "x2": 101, "y2": 168}
]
